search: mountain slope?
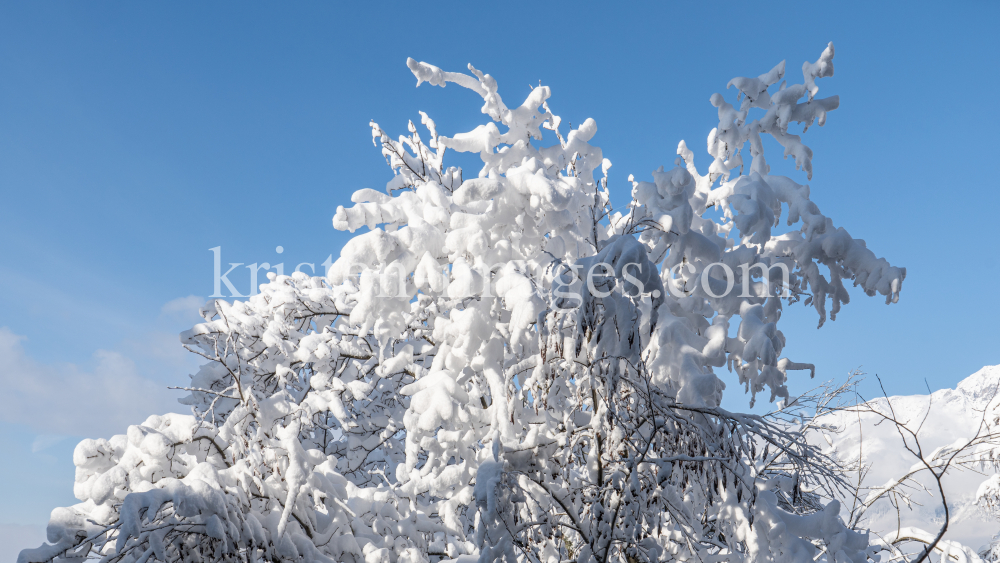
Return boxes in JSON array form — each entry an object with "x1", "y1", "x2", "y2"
[{"x1": 818, "y1": 365, "x2": 1000, "y2": 552}]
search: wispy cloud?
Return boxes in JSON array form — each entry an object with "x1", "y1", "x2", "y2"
[
  {"x1": 0, "y1": 325, "x2": 191, "y2": 439},
  {"x1": 30, "y1": 434, "x2": 66, "y2": 453},
  {"x1": 0, "y1": 295, "x2": 210, "y2": 530},
  {"x1": 160, "y1": 295, "x2": 206, "y2": 319}
]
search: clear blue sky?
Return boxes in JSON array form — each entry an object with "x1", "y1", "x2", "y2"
[{"x1": 1, "y1": 0, "x2": 997, "y2": 553}]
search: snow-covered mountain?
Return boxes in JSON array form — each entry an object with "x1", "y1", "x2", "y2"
[{"x1": 818, "y1": 365, "x2": 1000, "y2": 552}]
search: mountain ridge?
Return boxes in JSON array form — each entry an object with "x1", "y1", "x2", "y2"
[{"x1": 818, "y1": 364, "x2": 1000, "y2": 551}]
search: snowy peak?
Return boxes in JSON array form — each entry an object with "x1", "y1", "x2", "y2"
[
  {"x1": 821, "y1": 364, "x2": 1000, "y2": 550},
  {"x1": 956, "y1": 365, "x2": 1000, "y2": 407}
]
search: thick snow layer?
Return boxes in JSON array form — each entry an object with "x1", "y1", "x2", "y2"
[{"x1": 820, "y1": 365, "x2": 1000, "y2": 551}]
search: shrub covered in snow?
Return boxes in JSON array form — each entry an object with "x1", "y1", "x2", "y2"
[{"x1": 21, "y1": 43, "x2": 906, "y2": 563}]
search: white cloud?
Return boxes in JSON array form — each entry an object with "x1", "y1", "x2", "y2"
[
  {"x1": 0, "y1": 327, "x2": 186, "y2": 439},
  {"x1": 0, "y1": 297, "x2": 211, "y2": 533}
]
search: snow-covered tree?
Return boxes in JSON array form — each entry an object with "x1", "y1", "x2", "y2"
[{"x1": 21, "y1": 43, "x2": 907, "y2": 563}]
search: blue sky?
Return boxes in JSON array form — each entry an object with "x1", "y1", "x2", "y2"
[{"x1": 1, "y1": 1, "x2": 998, "y2": 556}]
